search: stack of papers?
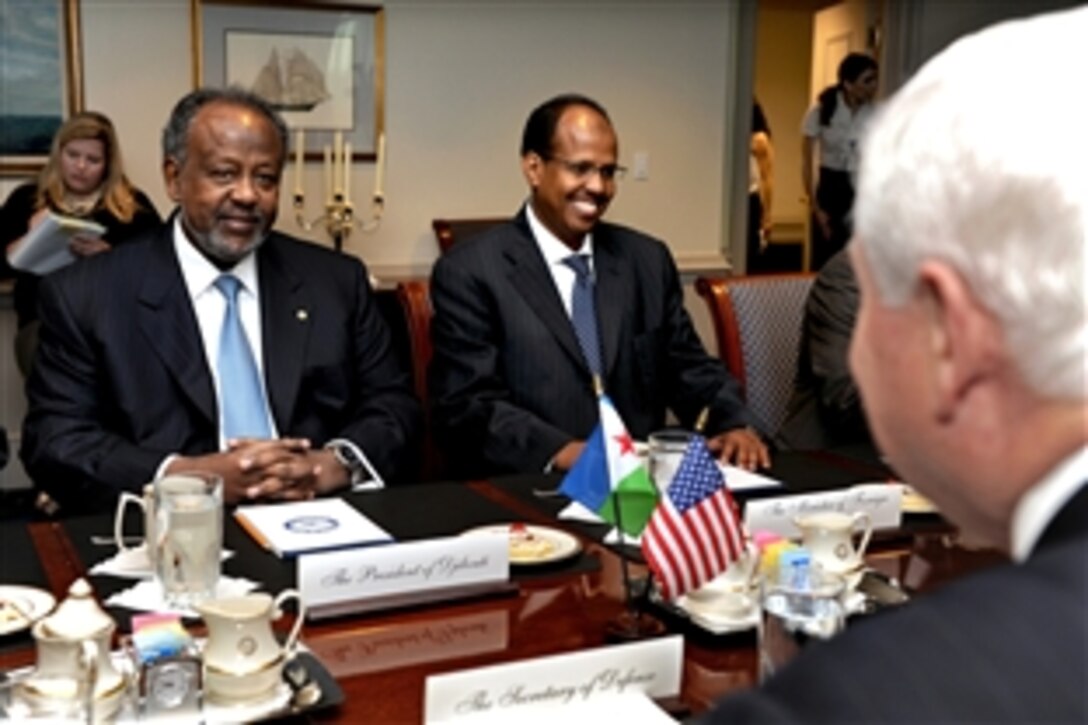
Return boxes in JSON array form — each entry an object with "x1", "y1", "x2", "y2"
[
  {"x1": 7, "y1": 211, "x2": 106, "y2": 275},
  {"x1": 235, "y1": 498, "x2": 393, "y2": 558}
]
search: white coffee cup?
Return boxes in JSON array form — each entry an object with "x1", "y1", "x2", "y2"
[
  {"x1": 686, "y1": 541, "x2": 760, "y2": 619},
  {"x1": 793, "y1": 510, "x2": 874, "y2": 580},
  {"x1": 113, "y1": 483, "x2": 156, "y2": 563}
]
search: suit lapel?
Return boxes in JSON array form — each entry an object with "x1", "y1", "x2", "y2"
[
  {"x1": 504, "y1": 216, "x2": 588, "y2": 372},
  {"x1": 1035, "y1": 482, "x2": 1088, "y2": 553},
  {"x1": 593, "y1": 227, "x2": 625, "y2": 377},
  {"x1": 257, "y1": 236, "x2": 310, "y2": 430},
  {"x1": 136, "y1": 228, "x2": 216, "y2": 424}
]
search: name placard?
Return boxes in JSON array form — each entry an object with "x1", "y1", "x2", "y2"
[
  {"x1": 424, "y1": 635, "x2": 683, "y2": 722},
  {"x1": 744, "y1": 483, "x2": 903, "y2": 537},
  {"x1": 298, "y1": 536, "x2": 510, "y2": 619}
]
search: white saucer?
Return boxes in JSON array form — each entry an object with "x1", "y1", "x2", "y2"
[
  {"x1": 202, "y1": 682, "x2": 292, "y2": 723},
  {"x1": 0, "y1": 585, "x2": 55, "y2": 635},
  {"x1": 676, "y1": 595, "x2": 760, "y2": 634}
]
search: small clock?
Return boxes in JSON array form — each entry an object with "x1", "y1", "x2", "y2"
[{"x1": 139, "y1": 654, "x2": 202, "y2": 716}]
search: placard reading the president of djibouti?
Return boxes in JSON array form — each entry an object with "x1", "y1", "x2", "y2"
[{"x1": 298, "y1": 535, "x2": 509, "y2": 614}]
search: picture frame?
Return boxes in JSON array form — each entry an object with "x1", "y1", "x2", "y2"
[
  {"x1": 0, "y1": 0, "x2": 85, "y2": 177},
  {"x1": 192, "y1": 0, "x2": 384, "y2": 162}
]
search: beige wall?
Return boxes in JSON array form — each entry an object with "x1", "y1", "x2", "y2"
[{"x1": 4, "y1": 0, "x2": 746, "y2": 280}]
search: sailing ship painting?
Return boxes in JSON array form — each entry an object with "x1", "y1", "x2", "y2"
[
  {"x1": 222, "y1": 28, "x2": 362, "y2": 138},
  {"x1": 251, "y1": 47, "x2": 331, "y2": 112}
]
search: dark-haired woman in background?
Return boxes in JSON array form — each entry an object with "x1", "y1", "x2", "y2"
[
  {"x1": 1, "y1": 111, "x2": 161, "y2": 374},
  {"x1": 801, "y1": 53, "x2": 877, "y2": 271}
]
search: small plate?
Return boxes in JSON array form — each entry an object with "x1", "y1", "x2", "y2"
[
  {"x1": 203, "y1": 682, "x2": 292, "y2": 724},
  {"x1": 899, "y1": 484, "x2": 938, "y2": 514},
  {"x1": 462, "y1": 524, "x2": 582, "y2": 566},
  {"x1": 0, "y1": 585, "x2": 56, "y2": 636}
]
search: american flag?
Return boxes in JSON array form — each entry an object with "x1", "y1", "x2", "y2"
[{"x1": 641, "y1": 436, "x2": 747, "y2": 600}]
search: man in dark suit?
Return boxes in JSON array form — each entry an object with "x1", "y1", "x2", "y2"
[
  {"x1": 430, "y1": 94, "x2": 768, "y2": 477},
  {"x1": 21, "y1": 87, "x2": 419, "y2": 512},
  {"x1": 775, "y1": 249, "x2": 871, "y2": 450},
  {"x1": 698, "y1": 8, "x2": 1087, "y2": 721}
]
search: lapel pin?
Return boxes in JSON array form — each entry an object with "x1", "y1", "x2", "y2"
[{"x1": 296, "y1": 309, "x2": 308, "y2": 322}]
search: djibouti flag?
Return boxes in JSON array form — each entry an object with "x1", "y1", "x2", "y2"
[{"x1": 559, "y1": 395, "x2": 659, "y2": 536}]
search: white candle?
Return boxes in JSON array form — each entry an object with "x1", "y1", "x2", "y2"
[
  {"x1": 323, "y1": 144, "x2": 333, "y2": 204},
  {"x1": 294, "y1": 129, "x2": 305, "y2": 197},
  {"x1": 343, "y1": 141, "x2": 351, "y2": 199},
  {"x1": 374, "y1": 132, "x2": 386, "y2": 199},
  {"x1": 333, "y1": 131, "x2": 343, "y2": 197}
]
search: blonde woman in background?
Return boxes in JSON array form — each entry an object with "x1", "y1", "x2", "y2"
[
  {"x1": 747, "y1": 100, "x2": 774, "y2": 272},
  {"x1": 1, "y1": 111, "x2": 161, "y2": 374}
]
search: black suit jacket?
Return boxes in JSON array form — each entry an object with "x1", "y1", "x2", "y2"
[
  {"x1": 21, "y1": 225, "x2": 420, "y2": 511},
  {"x1": 694, "y1": 484, "x2": 1088, "y2": 723},
  {"x1": 429, "y1": 210, "x2": 753, "y2": 477}
]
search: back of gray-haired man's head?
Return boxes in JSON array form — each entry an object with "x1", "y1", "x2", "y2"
[{"x1": 855, "y1": 7, "x2": 1088, "y2": 401}]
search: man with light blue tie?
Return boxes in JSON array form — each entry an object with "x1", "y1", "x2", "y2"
[
  {"x1": 430, "y1": 94, "x2": 769, "y2": 477},
  {"x1": 21, "y1": 87, "x2": 419, "y2": 511}
]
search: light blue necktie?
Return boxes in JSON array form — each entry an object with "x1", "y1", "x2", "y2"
[
  {"x1": 563, "y1": 254, "x2": 602, "y2": 375},
  {"x1": 215, "y1": 274, "x2": 272, "y2": 440}
]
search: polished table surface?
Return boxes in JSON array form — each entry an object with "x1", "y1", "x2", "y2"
[{"x1": 0, "y1": 452, "x2": 1007, "y2": 722}]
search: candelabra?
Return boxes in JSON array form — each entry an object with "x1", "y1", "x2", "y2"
[{"x1": 291, "y1": 130, "x2": 385, "y2": 252}]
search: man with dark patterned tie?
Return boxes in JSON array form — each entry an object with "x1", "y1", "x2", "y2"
[
  {"x1": 696, "y1": 8, "x2": 1087, "y2": 721},
  {"x1": 429, "y1": 94, "x2": 768, "y2": 478},
  {"x1": 22, "y1": 87, "x2": 419, "y2": 511}
]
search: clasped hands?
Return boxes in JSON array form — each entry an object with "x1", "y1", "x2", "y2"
[{"x1": 165, "y1": 438, "x2": 348, "y2": 505}]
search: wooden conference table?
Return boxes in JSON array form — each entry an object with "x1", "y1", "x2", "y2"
[{"x1": 0, "y1": 451, "x2": 1006, "y2": 722}]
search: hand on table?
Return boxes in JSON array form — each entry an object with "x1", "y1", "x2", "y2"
[{"x1": 707, "y1": 427, "x2": 771, "y2": 471}]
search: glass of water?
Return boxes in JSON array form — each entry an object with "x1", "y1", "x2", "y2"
[
  {"x1": 758, "y1": 566, "x2": 846, "y2": 682},
  {"x1": 154, "y1": 471, "x2": 223, "y2": 609},
  {"x1": 647, "y1": 429, "x2": 693, "y2": 491}
]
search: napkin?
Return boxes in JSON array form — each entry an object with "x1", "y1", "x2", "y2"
[
  {"x1": 105, "y1": 576, "x2": 259, "y2": 618},
  {"x1": 90, "y1": 546, "x2": 235, "y2": 580},
  {"x1": 720, "y1": 464, "x2": 784, "y2": 491},
  {"x1": 558, "y1": 502, "x2": 642, "y2": 545}
]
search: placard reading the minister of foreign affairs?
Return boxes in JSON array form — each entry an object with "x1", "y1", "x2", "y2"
[
  {"x1": 298, "y1": 535, "x2": 509, "y2": 610},
  {"x1": 744, "y1": 483, "x2": 903, "y2": 537},
  {"x1": 424, "y1": 636, "x2": 683, "y2": 722}
]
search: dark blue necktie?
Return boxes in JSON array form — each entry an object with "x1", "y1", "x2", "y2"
[
  {"x1": 563, "y1": 254, "x2": 602, "y2": 375},
  {"x1": 215, "y1": 274, "x2": 272, "y2": 440}
]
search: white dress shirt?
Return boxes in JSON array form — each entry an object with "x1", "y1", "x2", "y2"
[
  {"x1": 525, "y1": 201, "x2": 594, "y2": 317},
  {"x1": 172, "y1": 218, "x2": 277, "y2": 449},
  {"x1": 1010, "y1": 446, "x2": 1088, "y2": 561}
]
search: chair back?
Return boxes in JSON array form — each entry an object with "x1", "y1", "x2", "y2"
[
  {"x1": 432, "y1": 217, "x2": 506, "y2": 254},
  {"x1": 394, "y1": 279, "x2": 441, "y2": 479},
  {"x1": 694, "y1": 273, "x2": 815, "y2": 437}
]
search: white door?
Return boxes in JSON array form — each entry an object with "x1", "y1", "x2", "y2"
[{"x1": 810, "y1": 1, "x2": 870, "y2": 102}]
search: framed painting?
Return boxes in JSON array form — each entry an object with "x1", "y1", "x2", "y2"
[
  {"x1": 192, "y1": 0, "x2": 384, "y2": 161},
  {"x1": 0, "y1": 0, "x2": 84, "y2": 176}
]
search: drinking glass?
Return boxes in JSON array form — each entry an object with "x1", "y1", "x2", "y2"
[
  {"x1": 647, "y1": 429, "x2": 693, "y2": 491},
  {"x1": 758, "y1": 568, "x2": 845, "y2": 682},
  {"x1": 154, "y1": 472, "x2": 223, "y2": 609}
]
